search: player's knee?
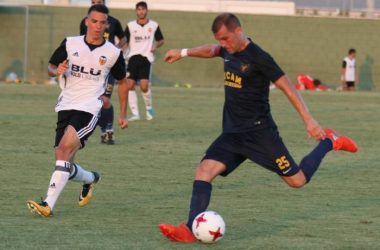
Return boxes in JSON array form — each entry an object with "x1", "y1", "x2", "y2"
[
  {"x1": 55, "y1": 144, "x2": 71, "y2": 158},
  {"x1": 287, "y1": 179, "x2": 306, "y2": 188},
  {"x1": 103, "y1": 98, "x2": 111, "y2": 108},
  {"x1": 140, "y1": 86, "x2": 149, "y2": 93}
]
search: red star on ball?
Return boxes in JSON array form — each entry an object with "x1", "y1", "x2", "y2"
[
  {"x1": 209, "y1": 227, "x2": 223, "y2": 242},
  {"x1": 195, "y1": 213, "x2": 207, "y2": 229}
]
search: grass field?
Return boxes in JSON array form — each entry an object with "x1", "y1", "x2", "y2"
[{"x1": 0, "y1": 83, "x2": 379, "y2": 250}]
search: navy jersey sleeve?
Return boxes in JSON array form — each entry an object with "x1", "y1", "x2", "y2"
[
  {"x1": 49, "y1": 39, "x2": 68, "y2": 66},
  {"x1": 256, "y1": 51, "x2": 285, "y2": 83},
  {"x1": 342, "y1": 60, "x2": 347, "y2": 68},
  {"x1": 111, "y1": 51, "x2": 126, "y2": 81},
  {"x1": 79, "y1": 18, "x2": 87, "y2": 35},
  {"x1": 154, "y1": 26, "x2": 164, "y2": 41},
  {"x1": 124, "y1": 25, "x2": 130, "y2": 43},
  {"x1": 114, "y1": 19, "x2": 125, "y2": 39}
]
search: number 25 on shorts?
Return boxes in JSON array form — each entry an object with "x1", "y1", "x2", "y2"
[{"x1": 276, "y1": 156, "x2": 290, "y2": 170}]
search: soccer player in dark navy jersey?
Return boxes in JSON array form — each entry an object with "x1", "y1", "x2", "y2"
[
  {"x1": 80, "y1": 0, "x2": 126, "y2": 145},
  {"x1": 159, "y1": 13, "x2": 358, "y2": 242}
]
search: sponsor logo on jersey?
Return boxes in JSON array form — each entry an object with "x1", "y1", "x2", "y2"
[
  {"x1": 224, "y1": 71, "x2": 242, "y2": 89},
  {"x1": 72, "y1": 52, "x2": 79, "y2": 57},
  {"x1": 70, "y1": 64, "x2": 101, "y2": 81},
  {"x1": 99, "y1": 56, "x2": 107, "y2": 66},
  {"x1": 241, "y1": 63, "x2": 250, "y2": 73}
]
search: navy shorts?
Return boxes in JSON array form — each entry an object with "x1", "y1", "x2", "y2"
[
  {"x1": 102, "y1": 74, "x2": 115, "y2": 98},
  {"x1": 202, "y1": 126, "x2": 300, "y2": 177},
  {"x1": 55, "y1": 110, "x2": 98, "y2": 149},
  {"x1": 127, "y1": 55, "x2": 152, "y2": 81}
]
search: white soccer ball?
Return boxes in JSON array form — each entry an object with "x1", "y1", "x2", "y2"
[{"x1": 192, "y1": 211, "x2": 225, "y2": 243}]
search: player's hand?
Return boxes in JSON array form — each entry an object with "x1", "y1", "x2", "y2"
[
  {"x1": 56, "y1": 60, "x2": 69, "y2": 76},
  {"x1": 119, "y1": 117, "x2": 129, "y2": 129},
  {"x1": 306, "y1": 118, "x2": 325, "y2": 141},
  {"x1": 164, "y1": 50, "x2": 182, "y2": 63},
  {"x1": 150, "y1": 45, "x2": 157, "y2": 53}
]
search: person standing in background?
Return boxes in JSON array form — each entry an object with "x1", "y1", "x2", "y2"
[
  {"x1": 123, "y1": 1, "x2": 164, "y2": 121},
  {"x1": 342, "y1": 48, "x2": 358, "y2": 91}
]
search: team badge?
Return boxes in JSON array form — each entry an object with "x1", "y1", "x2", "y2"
[
  {"x1": 148, "y1": 28, "x2": 152, "y2": 33},
  {"x1": 241, "y1": 63, "x2": 250, "y2": 73},
  {"x1": 99, "y1": 56, "x2": 107, "y2": 66}
]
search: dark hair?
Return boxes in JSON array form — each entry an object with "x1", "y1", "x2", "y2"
[
  {"x1": 136, "y1": 1, "x2": 148, "y2": 10},
  {"x1": 348, "y1": 48, "x2": 356, "y2": 55},
  {"x1": 211, "y1": 13, "x2": 241, "y2": 33},
  {"x1": 313, "y1": 79, "x2": 321, "y2": 87},
  {"x1": 88, "y1": 4, "x2": 109, "y2": 15}
]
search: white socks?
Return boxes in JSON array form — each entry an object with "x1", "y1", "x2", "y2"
[
  {"x1": 128, "y1": 90, "x2": 139, "y2": 116},
  {"x1": 69, "y1": 164, "x2": 95, "y2": 184},
  {"x1": 129, "y1": 89, "x2": 153, "y2": 116},
  {"x1": 45, "y1": 160, "x2": 70, "y2": 210},
  {"x1": 142, "y1": 89, "x2": 152, "y2": 110},
  {"x1": 44, "y1": 161, "x2": 95, "y2": 210}
]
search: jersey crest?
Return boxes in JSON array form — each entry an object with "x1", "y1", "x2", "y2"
[
  {"x1": 99, "y1": 56, "x2": 107, "y2": 66},
  {"x1": 241, "y1": 63, "x2": 250, "y2": 73}
]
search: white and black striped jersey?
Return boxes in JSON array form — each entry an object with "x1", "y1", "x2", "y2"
[
  {"x1": 49, "y1": 36, "x2": 126, "y2": 115},
  {"x1": 342, "y1": 56, "x2": 356, "y2": 81},
  {"x1": 125, "y1": 20, "x2": 164, "y2": 63}
]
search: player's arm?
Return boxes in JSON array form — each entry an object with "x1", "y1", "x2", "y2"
[
  {"x1": 48, "y1": 39, "x2": 69, "y2": 77},
  {"x1": 114, "y1": 19, "x2": 127, "y2": 49},
  {"x1": 342, "y1": 60, "x2": 347, "y2": 83},
  {"x1": 274, "y1": 75, "x2": 325, "y2": 141},
  {"x1": 151, "y1": 26, "x2": 165, "y2": 52},
  {"x1": 164, "y1": 44, "x2": 219, "y2": 64},
  {"x1": 111, "y1": 51, "x2": 129, "y2": 129},
  {"x1": 121, "y1": 25, "x2": 130, "y2": 55}
]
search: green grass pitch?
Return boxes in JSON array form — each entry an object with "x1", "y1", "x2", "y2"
[{"x1": 0, "y1": 83, "x2": 379, "y2": 250}]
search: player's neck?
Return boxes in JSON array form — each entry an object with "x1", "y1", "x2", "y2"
[
  {"x1": 137, "y1": 18, "x2": 148, "y2": 25},
  {"x1": 237, "y1": 37, "x2": 250, "y2": 52},
  {"x1": 85, "y1": 35, "x2": 105, "y2": 45}
]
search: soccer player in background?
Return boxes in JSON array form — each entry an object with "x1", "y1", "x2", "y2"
[
  {"x1": 27, "y1": 4, "x2": 129, "y2": 217},
  {"x1": 80, "y1": 0, "x2": 126, "y2": 144},
  {"x1": 159, "y1": 13, "x2": 358, "y2": 242},
  {"x1": 123, "y1": 1, "x2": 164, "y2": 121},
  {"x1": 342, "y1": 48, "x2": 358, "y2": 91},
  {"x1": 295, "y1": 73, "x2": 327, "y2": 91}
]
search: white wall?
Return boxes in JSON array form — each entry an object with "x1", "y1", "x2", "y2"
[{"x1": 71, "y1": 0, "x2": 295, "y2": 16}]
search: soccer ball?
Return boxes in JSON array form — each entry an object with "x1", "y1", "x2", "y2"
[{"x1": 192, "y1": 211, "x2": 225, "y2": 243}]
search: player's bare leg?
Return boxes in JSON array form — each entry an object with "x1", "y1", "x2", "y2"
[
  {"x1": 127, "y1": 79, "x2": 140, "y2": 121},
  {"x1": 139, "y1": 79, "x2": 153, "y2": 120}
]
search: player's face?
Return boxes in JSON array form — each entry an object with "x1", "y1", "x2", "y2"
[
  {"x1": 86, "y1": 10, "x2": 108, "y2": 40},
  {"x1": 213, "y1": 25, "x2": 243, "y2": 54},
  {"x1": 136, "y1": 6, "x2": 147, "y2": 19},
  {"x1": 91, "y1": 0, "x2": 105, "y2": 5}
]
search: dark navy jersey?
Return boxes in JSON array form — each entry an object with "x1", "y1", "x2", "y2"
[
  {"x1": 80, "y1": 15, "x2": 125, "y2": 45},
  {"x1": 216, "y1": 40, "x2": 285, "y2": 133}
]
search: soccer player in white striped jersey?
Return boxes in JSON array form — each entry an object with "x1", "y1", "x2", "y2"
[
  {"x1": 27, "y1": 4, "x2": 129, "y2": 217},
  {"x1": 123, "y1": 1, "x2": 164, "y2": 121}
]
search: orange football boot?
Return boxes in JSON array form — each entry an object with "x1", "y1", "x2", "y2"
[
  {"x1": 159, "y1": 222, "x2": 197, "y2": 242},
  {"x1": 324, "y1": 128, "x2": 358, "y2": 152}
]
